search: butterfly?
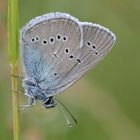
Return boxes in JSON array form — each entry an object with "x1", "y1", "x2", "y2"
[{"x1": 20, "y1": 12, "x2": 116, "y2": 110}]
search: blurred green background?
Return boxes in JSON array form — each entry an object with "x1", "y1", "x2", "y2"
[{"x1": 0, "y1": 0, "x2": 140, "y2": 140}]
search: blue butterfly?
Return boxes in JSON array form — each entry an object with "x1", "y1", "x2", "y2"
[{"x1": 20, "y1": 12, "x2": 115, "y2": 111}]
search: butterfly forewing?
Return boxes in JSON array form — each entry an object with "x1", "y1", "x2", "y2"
[{"x1": 20, "y1": 13, "x2": 82, "y2": 94}]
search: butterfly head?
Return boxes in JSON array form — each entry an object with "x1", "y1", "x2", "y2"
[
  {"x1": 23, "y1": 79, "x2": 57, "y2": 108},
  {"x1": 42, "y1": 97, "x2": 57, "y2": 108}
]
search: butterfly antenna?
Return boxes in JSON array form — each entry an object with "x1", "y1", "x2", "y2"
[
  {"x1": 58, "y1": 103, "x2": 72, "y2": 128},
  {"x1": 54, "y1": 98, "x2": 78, "y2": 127}
]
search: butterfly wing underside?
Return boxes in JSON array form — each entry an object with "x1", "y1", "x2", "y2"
[
  {"x1": 50, "y1": 22, "x2": 116, "y2": 94},
  {"x1": 76, "y1": 22, "x2": 116, "y2": 76},
  {"x1": 20, "y1": 12, "x2": 116, "y2": 97},
  {"x1": 20, "y1": 13, "x2": 82, "y2": 96}
]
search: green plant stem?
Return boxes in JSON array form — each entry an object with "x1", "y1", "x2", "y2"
[
  {"x1": 11, "y1": 65, "x2": 20, "y2": 140},
  {"x1": 8, "y1": 0, "x2": 20, "y2": 138}
]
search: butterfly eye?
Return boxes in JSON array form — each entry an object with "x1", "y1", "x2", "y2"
[
  {"x1": 42, "y1": 39, "x2": 48, "y2": 45},
  {"x1": 44, "y1": 98, "x2": 53, "y2": 105},
  {"x1": 43, "y1": 97, "x2": 56, "y2": 108}
]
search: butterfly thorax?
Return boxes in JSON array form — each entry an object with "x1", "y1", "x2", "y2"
[{"x1": 23, "y1": 78, "x2": 56, "y2": 108}]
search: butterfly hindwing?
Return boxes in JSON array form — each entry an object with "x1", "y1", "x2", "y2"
[{"x1": 76, "y1": 22, "x2": 116, "y2": 75}]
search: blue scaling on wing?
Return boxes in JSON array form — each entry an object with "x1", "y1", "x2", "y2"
[{"x1": 21, "y1": 44, "x2": 57, "y2": 91}]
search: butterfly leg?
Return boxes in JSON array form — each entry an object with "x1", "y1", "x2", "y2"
[
  {"x1": 11, "y1": 74, "x2": 24, "y2": 80},
  {"x1": 20, "y1": 97, "x2": 36, "y2": 111}
]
